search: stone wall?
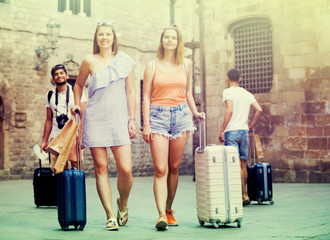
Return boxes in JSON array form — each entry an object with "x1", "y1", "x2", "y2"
[
  {"x1": 1, "y1": 0, "x2": 329, "y2": 182},
  {"x1": 202, "y1": 0, "x2": 330, "y2": 182},
  {"x1": 0, "y1": 0, "x2": 197, "y2": 179}
]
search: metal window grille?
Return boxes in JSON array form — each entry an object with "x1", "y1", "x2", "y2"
[
  {"x1": 58, "y1": 0, "x2": 91, "y2": 17},
  {"x1": 233, "y1": 23, "x2": 273, "y2": 93}
]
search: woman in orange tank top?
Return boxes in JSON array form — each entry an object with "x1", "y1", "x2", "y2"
[{"x1": 142, "y1": 24, "x2": 204, "y2": 231}]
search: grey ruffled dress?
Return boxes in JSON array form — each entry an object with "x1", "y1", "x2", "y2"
[{"x1": 82, "y1": 51, "x2": 135, "y2": 147}]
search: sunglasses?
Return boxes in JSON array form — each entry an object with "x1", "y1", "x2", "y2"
[{"x1": 97, "y1": 21, "x2": 113, "y2": 27}]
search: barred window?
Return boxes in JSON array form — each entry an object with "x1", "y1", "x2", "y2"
[
  {"x1": 58, "y1": 0, "x2": 91, "y2": 17},
  {"x1": 233, "y1": 22, "x2": 273, "y2": 93}
]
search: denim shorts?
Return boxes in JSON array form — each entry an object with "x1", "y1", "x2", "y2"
[
  {"x1": 149, "y1": 102, "x2": 196, "y2": 139},
  {"x1": 224, "y1": 130, "x2": 249, "y2": 160}
]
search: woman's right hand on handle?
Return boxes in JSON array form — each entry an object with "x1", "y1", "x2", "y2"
[{"x1": 70, "y1": 105, "x2": 81, "y2": 116}]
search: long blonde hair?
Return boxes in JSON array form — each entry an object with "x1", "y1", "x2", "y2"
[
  {"x1": 93, "y1": 22, "x2": 118, "y2": 55},
  {"x1": 157, "y1": 24, "x2": 184, "y2": 64}
]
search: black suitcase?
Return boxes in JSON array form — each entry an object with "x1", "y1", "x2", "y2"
[
  {"x1": 33, "y1": 154, "x2": 57, "y2": 207},
  {"x1": 247, "y1": 130, "x2": 274, "y2": 205}
]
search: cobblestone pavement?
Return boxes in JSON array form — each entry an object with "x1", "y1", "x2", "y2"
[{"x1": 0, "y1": 175, "x2": 330, "y2": 240}]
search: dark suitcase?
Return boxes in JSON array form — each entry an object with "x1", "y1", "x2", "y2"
[
  {"x1": 247, "y1": 130, "x2": 274, "y2": 205},
  {"x1": 33, "y1": 154, "x2": 57, "y2": 207},
  {"x1": 57, "y1": 168, "x2": 86, "y2": 230},
  {"x1": 57, "y1": 110, "x2": 87, "y2": 230}
]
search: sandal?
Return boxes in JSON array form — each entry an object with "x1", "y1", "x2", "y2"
[
  {"x1": 106, "y1": 217, "x2": 119, "y2": 230},
  {"x1": 117, "y1": 198, "x2": 128, "y2": 226}
]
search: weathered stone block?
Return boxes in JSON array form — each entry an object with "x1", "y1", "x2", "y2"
[
  {"x1": 275, "y1": 126, "x2": 288, "y2": 137},
  {"x1": 319, "y1": 89, "x2": 330, "y2": 102},
  {"x1": 295, "y1": 170, "x2": 308, "y2": 183},
  {"x1": 271, "y1": 115, "x2": 285, "y2": 126},
  {"x1": 294, "y1": 159, "x2": 323, "y2": 171},
  {"x1": 307, "y1": 138, "x2": 327, "y2": 150},
  {"x1": 325, "y1": 126, "x2": 330, "y2": 137},
  {"x1": 306, "y1": 67, "x2": 322, "y2": 79},
  {"x1": 304, "y1": 102, "x2": 326, "y2": 114},
  {"x1": 319, "y1": 160, "x2": 330, "y2": 171},
  {"x1": 237, "y1": 3, "x2": 261, "y2": 13},
  {"x1": 321, "y1": 66, "x2": 330, "y2": 78},
  {"x1": 282, "y1": 137, "x2": 307, "y2": 150},
  {"x1": 269, "y1": 91, "x2": 283, "y2": 104},
  {"x1": 289, "y1": 126, "x2": 306, "y2": 137},
  {"x1": 270, "y1": 159, "x2": 290, "y2": 169},
  {"x1": 309, "y1": 171, "x2": 323, "y2": 183},
  {"x1": 287, "y1": 114, "x2": 302, "y2": 126},
  {"x1": 305, "y1": 150, "x2": 328, "y2": 161},
  {"x1": 288, "y1": 68, "x2": 306, "y2": 80},
  {"x1": 272, "y1": 170, "x2": 290, "y2": 183},
  {"x1": 281, "y1": 150, "x2": 304, "y2": 160},
  {"x1": 292, "y1": 103, "x2": 305, "y2": 114},
  {"x1": 306, "y1": 126, "x2": 324, "y2": 136},
  {"x1": 304, "y1": 91, "x2": 319, "y2": 102},
  {"x1": 323, "y1": 172, "x2": 330, "y2": 183},
  {"x1": 317, "y1": 114, "x2": 330, "y2": 126}
]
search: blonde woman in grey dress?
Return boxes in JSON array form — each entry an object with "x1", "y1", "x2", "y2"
[{"x1": 71, "y1": 22, "x2": 136, "y2": 231}]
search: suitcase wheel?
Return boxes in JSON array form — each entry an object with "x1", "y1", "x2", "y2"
[
  {"x1": 79, "y1": 224, "x2": 85, "y2": 231},
  {"x1": 212, "y1": 223, "x2": 219, "y2": 229},
  {"x1": 270, "y1": 200, "x2": 274, "y2": 205},
  {"x1": 61, "y1": 225, "x2": 69, "y2": 231},
  {"x1": 198, "y1": 219, "x2": 204, "y2": 226},
  {"x1": 237, "y1": 222, "x2": 241, "y2": 228}
]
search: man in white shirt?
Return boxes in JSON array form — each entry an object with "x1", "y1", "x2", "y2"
[
  {"x1": 41, "y1": 64, "x2": 87, "y2": 169},
  {"x1": 219, "y1": 68, "x2": 262, "y2": 205}
]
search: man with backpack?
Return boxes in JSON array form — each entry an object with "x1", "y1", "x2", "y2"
[{"x1": 41, "y1": 64, "x2": 87, "y2": 169}]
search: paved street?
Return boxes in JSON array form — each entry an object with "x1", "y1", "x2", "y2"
[{"x1": 0, "y1": 175, "x2": 330, "y2": 240}]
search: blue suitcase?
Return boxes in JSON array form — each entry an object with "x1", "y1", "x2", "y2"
[
  {"x1": 247, "y1": 162, "x2": 274, "y2": 205},
  {"x1": 57, "y1": 110, "x2": 86, "y2": 230},
  {"x1": 57, "y1": 168, "x2": 86, "y2": 230},
  {"x1": 247, "y1": 130, "x2": 274, "y2": 205}
]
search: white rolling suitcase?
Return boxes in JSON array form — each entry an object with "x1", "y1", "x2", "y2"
[{"x1": 195, "y1": 120, "x2": 243, "y2": 228}]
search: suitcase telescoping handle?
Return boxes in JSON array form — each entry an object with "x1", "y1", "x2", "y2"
[
  {"x1": 39, "y1": 152, "x2": 51, "y2": 169},
  {"x1": 75, "y1": 109, "x2": 82, "y2": 171},
  {"x1": 197, "y1": 116, "x2": 206, "y2": 153},
  {"x1": 248, "y1": 128, "x2": 256, "y2": 168}
]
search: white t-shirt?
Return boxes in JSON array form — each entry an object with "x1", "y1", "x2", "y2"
[
  {"x1": 45, "y1": 84, "x2": 87, "y2": 139},
  {"x1": 222, "y1": 86, "x2": 256, "y2": 132}
]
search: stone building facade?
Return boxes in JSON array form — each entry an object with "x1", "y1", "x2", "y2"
[
  {"x1": 201, "y1": 0, "x2": 330, "y2": 183},
  {"x1": 0, "y1": 0, "x2": 329, "y2": 183},
  {"x1": 0, "y1": 0, "x2": 196, "y2": 179}
]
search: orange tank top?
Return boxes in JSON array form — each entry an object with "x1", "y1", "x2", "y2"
[{"x1": 151, "y1": 64, "x2": 187, "y2": 106}]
